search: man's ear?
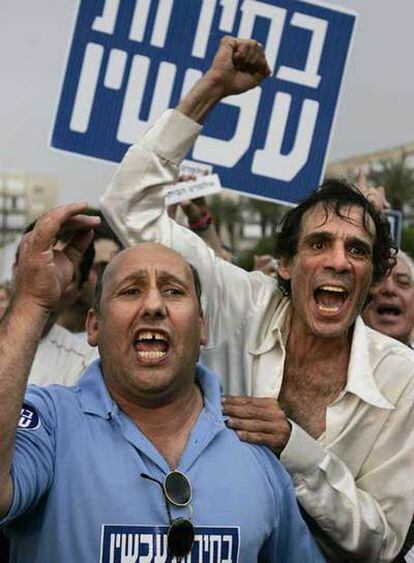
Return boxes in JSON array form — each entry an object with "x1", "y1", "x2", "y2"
[
  {"x1": 277, "y1": 257, "x2": 292, "y2": 281},
  {"x1": 86, "y1": 309, "x2": 99, "y2": 347}
]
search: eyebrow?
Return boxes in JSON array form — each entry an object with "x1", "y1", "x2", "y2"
[
  {"x1": 395, "y1": 273, "x2": 413, "y2": 282},
  {"x1": 113, "y1": 270, "x2": 190, "y2": 291},
  {"x1": 346, "y1": 236, "x2": 373, "y2": 251},
  {"x1": 303, "y1": 231, "x2": 373, "y2": 250}
]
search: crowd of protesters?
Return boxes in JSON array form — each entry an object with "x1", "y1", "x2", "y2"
[{"x1": 1, "y1": 37, "x2": 414, "y2": 563}]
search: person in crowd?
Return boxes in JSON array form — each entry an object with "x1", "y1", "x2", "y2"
[
  {"x1": 362, "y1": 250, "x2": 414, "y2": 563},
  {"x1": 0, "y1": 281, "x2": 11, "y2": 320},
  {"x1": 12, "y1": 218, "x2": 98, "y2": 385},
  {"x1": 100, "y1": 36, "x2": 414, "y2": 561},
  {"x1": 253, "y1": 254, "x2": 278, "y2": 277},
  {"x1": 0, "y1": 202, "x2": 323, "y2": 562},
  {"x1": 58, "y1": 210, "x2": 122, "y2": 334},
  {"x1": 363, "y1": 249, "x2": 414, "y2": 347}
]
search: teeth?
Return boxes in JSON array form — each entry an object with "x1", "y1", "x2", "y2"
[
  {"x1": 318, "y1": 304, "x2": 341, "y2": 312},
  {"x1": 319, "y1": 286, "x2": 346, "y2": 293},
  {"x1": 137, "y1": 350, "x2": 166, "y2": 359},
  {"x1": 138, "y1": 332, "x2": 165, "y2": 340}
]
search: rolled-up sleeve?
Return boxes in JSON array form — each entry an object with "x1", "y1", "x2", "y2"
[{"x1": 101, "y1": 109, "x2": 277, "y2": 349}]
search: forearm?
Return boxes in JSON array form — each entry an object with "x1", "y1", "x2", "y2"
[
  {"x1": 0, "y1": 297, "x2": 48, "y2": 513},
  {"x1": 101, "y1": 109, "x2": 202, "y2": 249},
  {"x1": 195, "y1": 224, "x2": 226, "y2": 258},
  {"x1": 176, "y1": 73, "x2": 225, "y2": 124}
]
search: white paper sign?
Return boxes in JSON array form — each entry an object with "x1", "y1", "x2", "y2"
[
  {"x1": 166, "y1": 174, "x2": 221, "y2": 206},
  {"x1": 179, "y1": 159, "x2": 213, "y2": 177}
]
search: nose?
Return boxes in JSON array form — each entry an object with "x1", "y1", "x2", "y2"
[
  {"x1": 140, "y1": 288, "x2": 167, "y2": 319},
  {"x1": 377, "y1": 274, "x2": 397, "y2": 296},
  {"x1": 324, "y1": 243, "x2": 350, "y2": 273}
]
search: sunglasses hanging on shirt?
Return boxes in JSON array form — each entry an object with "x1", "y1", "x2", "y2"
[{"x1": 141, "y1": 470, "x2": 195, "y2": 559}]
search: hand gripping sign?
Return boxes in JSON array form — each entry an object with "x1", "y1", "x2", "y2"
[{"x1": 51, "y1": 0, "x2": 356, "y2": 205}]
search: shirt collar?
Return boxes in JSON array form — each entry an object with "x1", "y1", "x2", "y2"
[
  {"x1": 248, "y1": 296, "x2": 291, "y2": 355},
  {"x1": 77, "y1": 359, "x2": 117, "y2": 418},
  {"x1": 77, "y1": 359, "x2": 225, "y2": 420},
  {"x1": 247, "y1": 297, "x2": 394, "y2": 410},
  {"x1": 345, "y1": 317, "x2": 394, "y2": 409},
  {"x1": 195, "y1": 363, "x2": 226, "y2": 420}
]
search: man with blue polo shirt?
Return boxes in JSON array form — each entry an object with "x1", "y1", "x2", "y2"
[{"x1": 0, "y1": 203, "x2": 323, "y2": 562}]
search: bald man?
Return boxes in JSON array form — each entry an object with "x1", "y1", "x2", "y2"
[{"x1": 0, "y1": 204, "x2": 322, "y2": 562}]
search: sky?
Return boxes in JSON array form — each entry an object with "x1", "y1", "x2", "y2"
[{"x1": 0, "y1": 1, "x2": 413, "y2": 206}]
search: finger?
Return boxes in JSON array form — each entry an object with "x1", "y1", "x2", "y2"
[
  {"x1": 222, "y1": 395, "x2": 251, "y2": 405},
  {"x1": 358, "y1": 166, "x2": 367, "y2": 189},
  {"x1": 222, "y1": 395, "x2": 278, "y2": 408},
  {"x1": 245, "y1": 43, "x2": 266, "y2": 69},
  {"x1": 178, "y1": 174, "x2": 196, "y2": 183},
  {"x1": 377, "y1": 186, "x2": 391, "y2": 209},
  {"x1": 193, "y1": 196, "x2": 207, "y2": 206},
  {"x1": 180, "y1": 199, "x2": 193, "y2": 209},
  {"x1": 222, "y1": 403, "x2": 284, "y2": 422},
  {"x1": 64, "y1": 229, "x2": 94, "y2": 263},
  {"x1": 365, "y1": 189, "x2": 389, "y2": 213},
  {"x1": 233, "y1": 40, "x2": 258, "y2": 69},
  {"x1": 31, "y1": 202, "x2": 91, "y2": 253},
  {"x1": 226, "y1": 417, "x2": 282, "y2": 433},
  {"x1": 56, "y1": 214, "x2": 101, "y2": 240},
  {"x1": 235, "y1": 41, "x2": 270, "y2": 76}
]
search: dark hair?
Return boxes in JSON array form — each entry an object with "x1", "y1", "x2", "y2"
[
  {"x1": 93, "y1": 260, "x2": 203, "y2": 313},
  {"x1": 85, "y1": 209, "x2": 123, "y2": 249},
  {"x1": 16, "y1": 218, "x2": 95, "y2": 288},
  {"x1": 275, "y1": 179, "x2": 397, "y2": 295}
]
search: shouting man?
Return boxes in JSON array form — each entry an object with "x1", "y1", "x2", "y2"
[
  {"x1": 0, "y1": 203, "x2": 322, "y2": 562},
  {"x1": 101, "y1": 36, "x2": 414, "y2": 561}
]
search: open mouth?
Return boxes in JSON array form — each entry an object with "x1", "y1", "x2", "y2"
[
  {"x1": 133, "y1": 330, "x2": 170, "y2": 361},
  {"x1": 314, "y1": 285, "x2": 349, "y2": 314},
  {"x1": 375, "y1": 305, "x2": 402, "y2": 318}
]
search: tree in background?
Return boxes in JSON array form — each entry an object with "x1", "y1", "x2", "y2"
[
  {"x1": 244, "y1": 197, "x2": 285, "y2": 239},
  {"x1": 238, "y1": 235, "x2": 276, "y2": 271},
  {"x1": 368, "y1": 155, "x2": 414, "y2": 211},
  {"x1": 208, "y1": 194, "x2": 244, "y2": 251},
  {"x1": 401, "y1": 226, "x2": 414, "y2": 258}
]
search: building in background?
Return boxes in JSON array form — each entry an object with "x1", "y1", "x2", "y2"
[{"x1": 0, "y1": 171, "x2": 58, "y2": 279}]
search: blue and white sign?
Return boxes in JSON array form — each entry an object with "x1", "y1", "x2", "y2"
[
  {"x1": 386, "y1": 209, "x2": 403, "y2": 246},
  {"x1": 100, "y1": 525, "x2": 239, "y2": 562},
  {"x1": 51, "y1": 0, "x2": 356, "y2": 205}
]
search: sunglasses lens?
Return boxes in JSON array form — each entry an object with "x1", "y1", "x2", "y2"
[
  {"x1": 165, "y1": 471, "x2": 191, "y2": 506},
  {"x1": 168, "y1": 518, "x2": 195, "y2": 557}
]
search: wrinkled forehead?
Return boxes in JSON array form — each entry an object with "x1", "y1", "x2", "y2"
[
  {"x1": 103, "y1": 243, "x2": 193, "y2": 289},
  {"x1": 300, "y1": 202, "x2": 376, "y2": 239},
  {"x1": 395, "y1": 254, "x2": 414, "y2": 280}
]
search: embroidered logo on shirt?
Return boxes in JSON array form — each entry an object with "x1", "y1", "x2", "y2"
[
  {"x1": 100, "y1": 525, "x2": 239, "y2": 562},
  {"x1": 17, "y1": 403, "x2": 41, "y2": 430}
]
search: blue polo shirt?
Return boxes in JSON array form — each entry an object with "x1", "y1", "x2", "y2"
[{"x1": 2, "y1": 361, "x2": 323, "y2": 562}]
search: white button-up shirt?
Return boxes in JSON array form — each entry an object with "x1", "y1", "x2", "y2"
[
  {"x1": 29, "y1": 324, "x2": 98, "y2": 386},
  {"x1": 101, "y1": 109, "x2": 414, "y2": 562}
]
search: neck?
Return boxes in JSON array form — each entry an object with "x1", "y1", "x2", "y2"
[
  {"x1": 110, "y1": 382, "x2": 204, "y2": 468},
  {"x1": 286, "y1": 314, "x2": 352, "y2": 379}
]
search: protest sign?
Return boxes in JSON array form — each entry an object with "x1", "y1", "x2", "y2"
[
  {"x1": 166, "y1": 174, "x2": 221, "y2": 206},
  {"x1": 386, "y1": 209, "x2": 403, "y2": 246},
  {"x1": 51, "y1": 0, "x2": 356, "y2": 205}
]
